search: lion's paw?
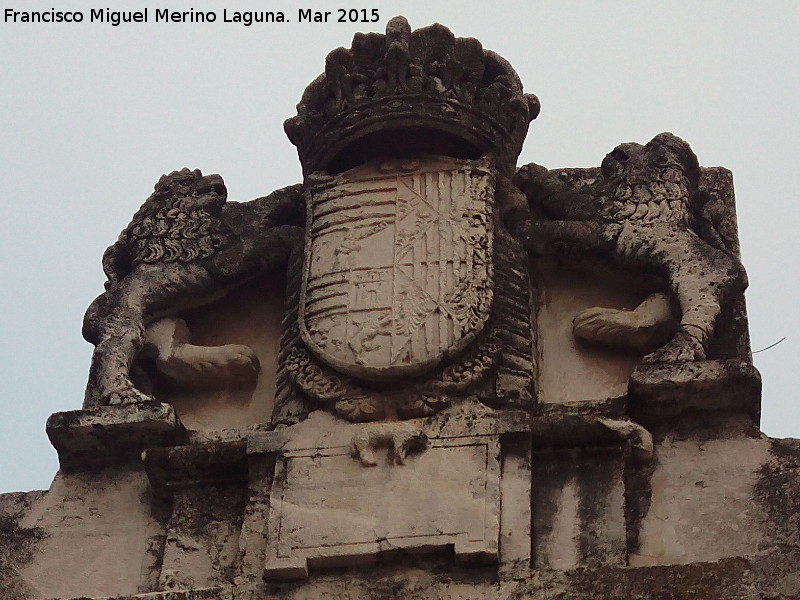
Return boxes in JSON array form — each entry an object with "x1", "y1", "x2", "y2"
[
  {"x1": 642, "y1": 329, "x2": 706, "y2": 363},
  {"x1": 574, "y1": 306, "x2": 640, "y2": 339},
  {"x1": 159, "y1": 343, "x2": 260, "y2": 388},
  {"x1": 107, "y1": 386, "x2": 155, "y2": 406},
  {"x1": 573, "y1": 293, "x2": 675, "y2": 353}
]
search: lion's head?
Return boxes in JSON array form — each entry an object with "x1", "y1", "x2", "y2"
[
  {"x1": 102, "y1": 168, "x2": 229, "y2": 288},
  {"x1": 600, "y1": 132, "x2": 701, "y2": 226}
]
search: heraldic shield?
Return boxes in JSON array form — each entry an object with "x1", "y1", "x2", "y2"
[{"x1": 299, "y1": 156, "x2": 495, "y2": 381}]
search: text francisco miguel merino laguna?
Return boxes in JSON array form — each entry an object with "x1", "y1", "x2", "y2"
[{"x1": 4, "y1": 7, "x2": 382, "y2": 26}]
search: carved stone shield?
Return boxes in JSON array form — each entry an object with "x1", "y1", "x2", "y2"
[{"x1": 300, "y1": 156, "x2": 495, "y2": 381}]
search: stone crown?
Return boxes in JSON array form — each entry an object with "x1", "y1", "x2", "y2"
[{"x1": 285, "y1": 16, "x2": 540, "y2": 176}]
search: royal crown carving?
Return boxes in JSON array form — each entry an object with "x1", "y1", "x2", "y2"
[{"x1": 284, "y1": 16, "x2": 540, "y2": 175}]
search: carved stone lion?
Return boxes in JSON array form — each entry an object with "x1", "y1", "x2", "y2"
[
  {"x1": 515, "y1": 132, "x2": 746, "y2": 362},
  {"x1": 83, "y1": 168, "x2": 303, "y2": 407}
]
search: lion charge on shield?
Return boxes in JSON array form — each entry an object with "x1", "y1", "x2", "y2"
[{"x1": 83, "y1": 168, "x2": 301, "y2": 407}]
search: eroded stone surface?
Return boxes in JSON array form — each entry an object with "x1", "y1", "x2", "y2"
[
  {"x1": 257, "y1": 401, "x2": 529, "y2": 579},
  {"x1": 518, "y1": 133, "x2": 748, "y2": 365},
  {"x1": 0, "y1": 491, "x2": 46, "y2": 600},
  {"x1": 301, "y1": 156, "x2": 494, "y2": 380},
  {"x1": 631, "y1": 420, "x2": 769, "y2": 566},
  {"x1": 17, "y1": 467, "x2": 165, "y2": 599},
  {"x1": 20, "y1": 547, "x2": 800, "y2": 600},
  {"x1": 754, "y1": 438, "x2": 800, "y2": 549},
  {"x1": 532, "y1": 447, "x2": 627, "y2": 570},
  {"x1": 82, "y1": 170, "x2": 302, "y2": 408},
  {"x1": 158, "y1": 484, "x2": 245, "y2": 590},
  {"x1": 13, "y1": 14, "x2": 794, "y2": 600}
]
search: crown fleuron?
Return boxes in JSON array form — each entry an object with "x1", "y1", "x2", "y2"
[{"x1": 285, "y1": 16, "x2": 540, "y2": 176}]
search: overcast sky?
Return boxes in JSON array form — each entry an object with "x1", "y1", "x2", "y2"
[{"x1": 1, "y1": 1, "x2": 798, "y2": 493}]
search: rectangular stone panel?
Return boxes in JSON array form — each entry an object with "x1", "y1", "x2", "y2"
[{"x1": 264, "y1": 436, "x2": 501, "y2": 579}]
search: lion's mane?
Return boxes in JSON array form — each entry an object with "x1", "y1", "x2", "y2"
[
  {"x1": 102, "y1": 169, "x2": 228, "y2": 289},
  {"x1": 600, "y1": 132, "x2": 700, "y2": 228}
]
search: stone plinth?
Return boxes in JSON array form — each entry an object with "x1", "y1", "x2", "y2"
[
  {"x1": 46, "y1": 403, "x2": 185, "y2": 472},
  {"x1": 629, "y1": 359, "x2": 761, "y2": 426}
]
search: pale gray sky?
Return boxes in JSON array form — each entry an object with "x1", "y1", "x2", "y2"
[{"x1": 2, "y1": 1, "x2": 798, "y2": 492}]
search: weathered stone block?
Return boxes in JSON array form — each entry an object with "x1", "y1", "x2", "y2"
[
  {"x1": 47, "y1": 402, "x2": 186, "y2": 472},
  {"x1": 629, "y1": 359, "x2": 761, "y2": 426},
  {"x1": 143, "y1": 441, "x2": 248, "y2": 499},
  {"x1": 254, "y1": 402, "x2": 530, "y2": 580},
  {"x1": 142, "y1": 442, "x2": 250, "y2": 590},
  {"x1": 264, "y1": 436, "x2": 501, "y2": 578}
]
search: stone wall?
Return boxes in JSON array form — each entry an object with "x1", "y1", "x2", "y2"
[{"x1": 4, "y1": 17, "x2": 798, "y2": 600}]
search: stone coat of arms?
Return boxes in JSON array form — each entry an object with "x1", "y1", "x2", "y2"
[{"x1": 300, "y1": 156, "x2": 495, "y2": 381}]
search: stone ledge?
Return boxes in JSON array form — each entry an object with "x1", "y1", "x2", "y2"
[
  {"x1": 46, "y1": 402, "x2": 187, "y2": 472},
  {"x1": 246, "y1": 431, "x2": 288, "y2": 455},
  {"x1": 629, "y1": 359, "x2": 761, "y2": 426},
  {"x1": 531, "y1": 413, "x2": 653, "y2": 461},
  {"x1": 42, "y1": 548, "x2": 800, "y2": 599},
  {"x1": 142, "y1": 441, "x2": 248, "y2": 498},
  {"x1": 538, "y1": 396, "x2": 628, "y2": 420}
]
